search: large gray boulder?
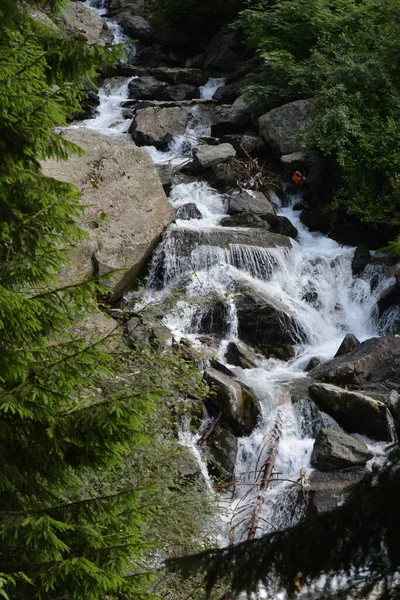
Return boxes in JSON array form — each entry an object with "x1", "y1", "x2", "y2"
[
  {"x1": 210, "y1": 95, "x2": 251, "y2": 137},
  {"x1": 235, "y1": 282, "x2": 307, "y2": 348},
  {"x1": 309, "y1": 383, "x2": 390, "y2": 441},
  {"x1": 206, "y1": 426, "x2": 238, "y2": 481},
  {"x1": 259, "y1": 99, "x2": 312, "y2": 154},
  {"x1": 193, "y1": 26, "x2": 247, "y2": 73},
  {"x1": 204, "y1": 368, "x2": 261, "y2": 436},
  {"x1": 228, "y1": 190, "x2": 276, "y2": 217},
  {"x1": 128, "y1": 76, "x2": 197, "y2": 102},
  {"x1": 334, "y1": 333, "x2": 361, "y2": 357},
  {"x1": 131, "y1": 106, "x2": 189, "y2": 149},
  {"x1": 310, "y1": 335, "x2": 400, "y2": 392},
  {"x1": 193, "y1": 144, "x2": 236, "y2": 170},
  {"x1": 59, "y1": 2, "x2": 113, "y2": 45},
  {"x1": 118, "y1": 14, "x2": 155, "y2": 43},
  {"x1": 311, "y1": 428, "x2": 373, "y2": 471},
  {"x1": 41, "y1": 129, "x2": 174, "y2": 301},
  {"x1": 225, "y1": 341, "x2": 259, "y2": 369},
  {"x1": 307, "y1": 470, "x2": 367, "y2": 516}
]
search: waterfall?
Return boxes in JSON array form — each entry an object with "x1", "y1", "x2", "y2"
[{"x1": 76, "y1": 0, "x2": 396, "y2": 575}]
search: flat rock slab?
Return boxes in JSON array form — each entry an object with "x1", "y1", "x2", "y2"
[
  {"x1": 311, "y1": 428, "x2": 373, "y2": 471},
  {"x1": 131, "y1": 106, "x2": 189, "y2": 149},
  {"x1": 228, "y1": 190, "x2": 276, "y2": 217},
  {"x1": 41, "y1": 129, "x2": 174, "y2": 301},
  {"x1": 193, "y1": 143, "x2": 236, "y2": 170},
  {"x1": 307, "y1": 470, "x2": 366, "y2": 516},
  {"x1": 60, "y1": 2, "x2": 113, "y2": 45}
]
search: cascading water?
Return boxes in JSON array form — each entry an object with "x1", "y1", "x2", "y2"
[{"x1": 76, "y1": 0, "x2": 396, "y2": 585}]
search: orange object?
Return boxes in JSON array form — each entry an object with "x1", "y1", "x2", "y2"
[{"x1": 292, "y1": 171, "x2": 306, "y2": 185}]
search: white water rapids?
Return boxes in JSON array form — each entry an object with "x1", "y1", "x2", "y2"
[{"x1": 76, "y1": 1, "x2": 396, "y2": 592}]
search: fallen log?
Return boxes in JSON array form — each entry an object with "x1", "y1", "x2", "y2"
[{"x1": 247, "y1": 409, "x2": 284, "y2": 540}]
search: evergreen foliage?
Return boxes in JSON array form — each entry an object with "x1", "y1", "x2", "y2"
[
  {"x1": 0, "y1": 2, "x2": 214, "y2": 599},
  {"x1": 237, "y1": 0, "x2": 400, "y2": 238}
]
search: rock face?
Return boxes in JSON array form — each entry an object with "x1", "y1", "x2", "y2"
[
  {"x1": 131, "y1": 106, "x2": 189, "y2": 149},
  {"x1": 259, "y1": 99, "x2": 312, "y2": 154},
  {"x1": 307, "y1": 470, "x2": 367, "y2": 516},
  {"x1": 334, "y1": 333, "x2": 361, "y2": 357},
  {"x1": 235, "y1": 282, "x2": 307, "y2": 348},
  {"x1": 220, "y1": 213, "x2": 270, "y2": 229},
  {"x1": 118, "y1": 14, "x2": 155, "y2": 43},
  {"x1": 175, "y1": 203, "x2": 202, "y2": 220},
  {"x1": 193, "y1": 144, "x2": 236, "y2": 170},
  {"x1": 60, "y1": 2, "x2": 113, "y2": 45},
  {"x1": 228, "y1": 190, "x2": 276, "y2": 217},
  {"x1": 168, "y1": 227, "x2": 292, "y2": 255},
  {"x1": 41, "y1": 129, "x2": 174, "y2": 301},
  {"x1": 309, "y1": 383, "x2": 390, "y2": 441},
  {"x1": 225, "y1": 341, "x2": 259, "y2": 369},
  {"x1": 311, "y1": 428, "x2": 373, "y2": 471},
  {"x1": 210, "y1": 95, "x2": 251, "y2": 136},
  {"x1": 128, "y1": 76, "x2": 197, "y2": 102},
  {"x1": 310, "y1": 335, "x2": 400, "y2": 391},
  {"x1": 204, "y1": 368, "x2": 261, "y2": 436},
  {"x1": 352, "y1": 245, "x2": 371, "y2": 275},
  {"x1": 206, "y1": 427, "x2": 238, "y2": 480},
  {"x1": 192, "y1": 26, "x2": 247, "y2": 73}
]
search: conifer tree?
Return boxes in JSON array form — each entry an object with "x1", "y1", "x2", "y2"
[{"x1": 0, "y1": 2, "x2": 206, "y2": 598}]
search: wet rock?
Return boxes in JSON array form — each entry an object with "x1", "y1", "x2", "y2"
[
  {"x1": 220, "y1": 132, "x2": 265, "y2": 156},
  {"x1": 212, "y1": 73, "x2": 258, "y2": 104},
  {"x1": 128, "y1": 75, "x2": 170, "y2": 101},
  {"x1": 128, "y1": 76, "x2": 198, "y2": 102},
  {"x1": 310, "y1": 335, "x2": 400, "y2": 392},
  {"x1": 307, "y1": 470, "x2": 367, "y2": 516},
  {"x1": 201, "y1": 162, "x2": 237, "y2": 192},
  {"x1": 378, "y1": 283, "x2": 400, "y2": 316},
  {"x1": 228, "y1": 190, "x2": 276, "y2": 217},
  {"x1": 309, "y1": 383, "x2": 390, "y2": 441},
  {"x1": 311, "y1": 428, "x2": 373, "y2": 471},
  {"x1": 334, "y1": 333, "x2": 361, "y2": 357},
  {"x1": 261, "y1": 345, "x2": 296, "y2": 362},
  {"x1": 167, "y1": 227, "x2": 292, "y2": 256},
  {"x1": 60, "y1": 2, "x2": 113, "y2": 45},
  {"x1": 128, "y1": 45, "x2": 181, "y2": 68},
  {"x1": 193, "y1": 143, "x2": 236, "y2": 170},
  {"x1": 262, "y1": 214, "x2": 298, "y2": 239},
  {"x1": 175, "y1": 203, "x2": 202, "y2": 220},
  {"x1": 76, "y1": 90, "x2": 100, "y2": 120},
  {"x1": 352, "y1": 245, "x2": 372, "y2": 276},
  {"x1": 305, "y1": 357, "x2": 321, "y2": 372},
  {"x1": 147, "y1": 67, "x2": 207, "y2": 87},
  {"x1": 131, "y1": 106, "x2": 189, "y2": 149},
  {"x1": 210, "y1": 95, "x2": 251, "y2": 136},
  {"x1": 293, "y1": 398, "x2": 342, "y2": 439},
  {"x1": 385, "y1": 389, "x2": 400, "y2": 421},
  {"x1": 225, "y1": 341, "x2": 259, "y2": 369},
  {"x1": 199, "y1": 26, "x2": 248, "y2": 73},
  {"x1": 209, "y1": 360, "x2": 235, "y2": 378},
  {"x1": 118, "y1": 14, "x2": 155, "y2": 44},
  {"x1": 235, "y1": 282, "x2": 307, "y2": 348},
  {"x1": 204, "y1": 368, "x2": 261, "y2": 436},
  {"x1": 259, "y1": 99, "x2": 313, "y2": 155},
  {"x1": 41, "y1": 129, "x2": 174, "y2": 302},
  {"x1": 219, "y1": 213, "x2": 270, "y2": 229},
  {"x1": 206, "y1": 426, "x2": 238, "y2": 481},
  {"x1": 197, "y1": 300, "x2": 230, "y2": 337}
]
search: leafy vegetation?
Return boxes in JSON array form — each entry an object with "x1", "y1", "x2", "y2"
[
  {"x1": 237, "y1": 0, "x2": 400, "y2": 239},
  {"x1": 0, "y1": 2, "x2": 214, "y2": 598}
]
